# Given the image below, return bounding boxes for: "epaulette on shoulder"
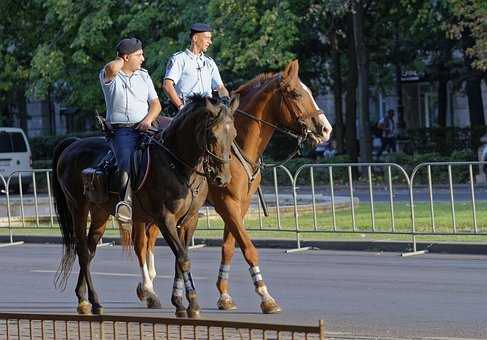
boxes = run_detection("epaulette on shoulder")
[171,51,184,58]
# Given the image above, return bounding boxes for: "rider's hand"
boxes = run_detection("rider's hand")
[136,118,152,132]
[221,96,230,107]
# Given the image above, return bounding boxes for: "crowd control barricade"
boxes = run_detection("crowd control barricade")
[409,162,487,244]
[291,163,413,251]
[3,162,487,252]
[198,165,298,234]
[0,312,325,340]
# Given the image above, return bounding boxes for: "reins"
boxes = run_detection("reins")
[233,79,322,169]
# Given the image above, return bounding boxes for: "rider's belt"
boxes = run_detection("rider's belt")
[112,123,136,129]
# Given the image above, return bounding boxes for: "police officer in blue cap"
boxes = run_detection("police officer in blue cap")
[99,37,161,227]
[163,23,230,111]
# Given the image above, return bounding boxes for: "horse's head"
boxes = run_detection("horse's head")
[194,95,238,187]
[277,60,332,148]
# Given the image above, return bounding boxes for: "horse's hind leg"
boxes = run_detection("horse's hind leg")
[146,225,159,282]
[84,208,110,314]
[134,222,161,309]
[72,203,92,314]
[74,205,105,315]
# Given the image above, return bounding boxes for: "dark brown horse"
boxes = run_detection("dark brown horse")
[52,95,238,317]
[135,60,332,314]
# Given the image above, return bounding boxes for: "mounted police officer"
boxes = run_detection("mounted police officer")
[99,37,162,227]
[163,23,230,111]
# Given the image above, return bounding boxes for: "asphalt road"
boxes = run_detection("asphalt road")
[0,244,486,339]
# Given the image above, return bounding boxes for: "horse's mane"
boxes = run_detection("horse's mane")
[234,72,278,97]
[162,94,219,143]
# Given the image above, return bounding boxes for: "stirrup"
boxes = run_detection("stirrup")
[115,201,132,223]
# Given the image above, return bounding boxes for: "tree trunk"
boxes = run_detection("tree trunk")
[437,70,448,127]
[395,63,405,129]
[47,86,56,135]
[15,86,28,133]
[466,71,485,126]
[330,28,344,153]
[352,0,372,163]
[345,15,358,163]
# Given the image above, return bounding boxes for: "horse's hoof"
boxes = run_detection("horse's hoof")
[187,309,201,318]
[77,301,92,315]
[217,297,237,310]
[136,283,145,301]
[175,309,187,318]
[260,299,282,314]
[92,305,104,315]
[147,296,162,309]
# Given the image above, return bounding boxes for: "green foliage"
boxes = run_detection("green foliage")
[448,0,487,70]
[208,0,299,84]
[29,131,102,161]
[405,126,487,156]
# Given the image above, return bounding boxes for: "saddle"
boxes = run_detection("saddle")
[80,116,180,204]
[81,136,152,204]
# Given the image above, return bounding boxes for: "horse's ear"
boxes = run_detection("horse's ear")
[228,94,240,114]
[205,97,219,116]
[283,60,299,83]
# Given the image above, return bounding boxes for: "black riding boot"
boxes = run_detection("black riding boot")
[115,171,133,229]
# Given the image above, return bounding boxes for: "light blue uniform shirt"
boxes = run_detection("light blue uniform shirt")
[99,68,158,124]
[164,49,223,104]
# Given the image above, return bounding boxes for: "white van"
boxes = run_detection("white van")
[0,127,33,191]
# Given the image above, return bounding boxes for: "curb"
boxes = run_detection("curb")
[1,236,486,255]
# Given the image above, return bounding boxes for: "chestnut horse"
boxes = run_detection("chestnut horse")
[52,95,238,317]
[134,60,332,314]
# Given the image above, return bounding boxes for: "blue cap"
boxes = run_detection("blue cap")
[190,23,212,33]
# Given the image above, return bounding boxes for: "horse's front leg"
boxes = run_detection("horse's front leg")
[215,198,281,314]
[174,214,201,318]
[215,195,253,311]
[159,214,201,318]
[133,222,161,309]
[216,227,238,310]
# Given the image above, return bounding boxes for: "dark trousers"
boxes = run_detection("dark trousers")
[109,127,141,199]
[378,137,396,158]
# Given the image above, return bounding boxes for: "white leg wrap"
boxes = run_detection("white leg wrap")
[249,266,263,284]
[183,272,195,291]
[173,278,184,297]
[218,264,231,280]
[140,263,154,293]
[147,250,156,282]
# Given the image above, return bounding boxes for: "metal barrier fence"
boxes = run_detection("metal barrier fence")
[1,162,487,252]
[0,313,325,340]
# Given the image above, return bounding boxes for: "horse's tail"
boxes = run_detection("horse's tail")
[52,137,80,291]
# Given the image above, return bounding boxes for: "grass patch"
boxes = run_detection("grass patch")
[2,202,487,244]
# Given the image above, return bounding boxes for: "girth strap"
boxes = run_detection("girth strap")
[231,142,269,217]
[231,142,260,183]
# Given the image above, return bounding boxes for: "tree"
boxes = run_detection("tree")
[208,0,299,86]
[352,0,372,162]
[0,1,46,130]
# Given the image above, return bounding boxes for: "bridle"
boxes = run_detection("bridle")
[150,108,231,179]
[235,75,324,167]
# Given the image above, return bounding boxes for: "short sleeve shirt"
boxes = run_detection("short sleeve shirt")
[164,49,223,104]
[99,68,158,124]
